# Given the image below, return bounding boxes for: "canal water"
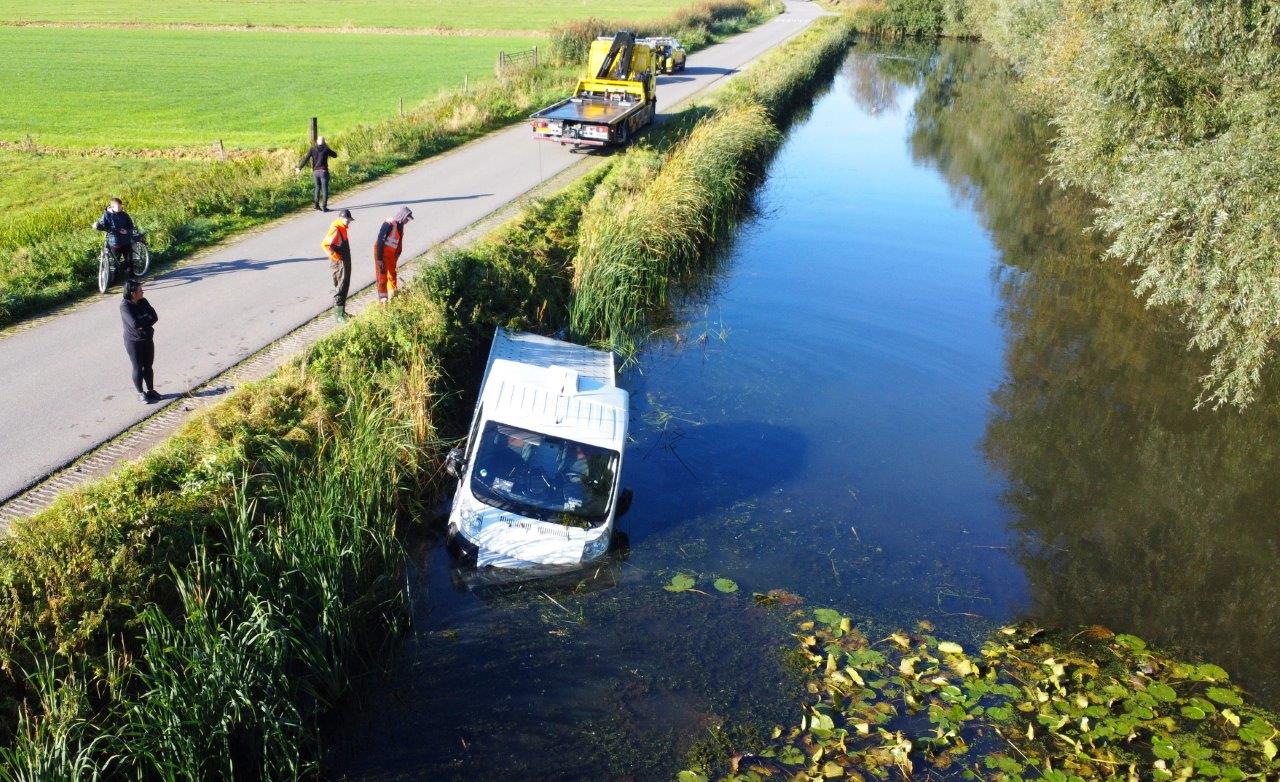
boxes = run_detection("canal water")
[329,40,1280,780]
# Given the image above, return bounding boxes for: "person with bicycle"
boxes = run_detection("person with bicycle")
[94,197,136,277]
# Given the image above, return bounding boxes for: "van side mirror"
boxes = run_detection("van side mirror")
[616,488,634,519]
[445,446,466,478]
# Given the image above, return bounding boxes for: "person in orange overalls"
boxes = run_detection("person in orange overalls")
[322,208,354,321]
[373,207,414,302]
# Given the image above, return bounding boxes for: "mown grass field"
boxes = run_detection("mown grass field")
[1,27,540,148]
[0,0,690,30]
[0,150,199,225]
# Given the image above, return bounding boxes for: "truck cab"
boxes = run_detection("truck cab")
[445,329,631,569]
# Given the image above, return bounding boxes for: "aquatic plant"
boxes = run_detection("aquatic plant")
[685,613,1280,780]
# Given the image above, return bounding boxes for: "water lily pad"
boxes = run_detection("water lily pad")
[814,608,842,627]
[1207,686,1243,706]
[713,578,739,593]
[677,772,707,782]
[664,573,696,592]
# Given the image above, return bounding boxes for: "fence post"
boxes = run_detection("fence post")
[464,73,469,92]
[533,45,539,69]
[310,117,318,144]
[497,51,505,76]
[399,96,404,116]
[214,139,225,159]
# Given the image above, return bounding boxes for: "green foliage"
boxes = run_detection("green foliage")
[826,0,973,38]
[691,618,1280,780]
[968,0,1280,407]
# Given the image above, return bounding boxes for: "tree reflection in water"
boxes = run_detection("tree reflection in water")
[849,39,1280,706]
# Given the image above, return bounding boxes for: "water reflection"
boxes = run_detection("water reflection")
[900,41,1280,706]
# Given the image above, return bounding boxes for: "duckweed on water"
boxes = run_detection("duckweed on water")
[684,612,1280,780]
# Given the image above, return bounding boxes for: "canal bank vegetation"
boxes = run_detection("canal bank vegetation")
[819,0,1280,406]
[963,0,1280,408]
[0,0,775,330]
[684,612,1280,781]
[0,16,854,773]
[572,15,857,349]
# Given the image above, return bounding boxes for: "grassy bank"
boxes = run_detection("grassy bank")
[0,0,774,331]
[0,12,847,774]
[571,15,857,350]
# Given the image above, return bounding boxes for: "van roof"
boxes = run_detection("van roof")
[480,330,627,451]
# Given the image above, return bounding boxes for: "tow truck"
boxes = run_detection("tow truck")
[529,31,657,148]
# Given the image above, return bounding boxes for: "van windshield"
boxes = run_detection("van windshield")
[469,421,619,527]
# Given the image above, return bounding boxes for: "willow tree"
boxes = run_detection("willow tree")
[969,0,1280,407]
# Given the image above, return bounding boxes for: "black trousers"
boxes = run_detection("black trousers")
[124,338,155,394]
[331,252,351,307]
[110,243,134,275]
[313,170,330,209]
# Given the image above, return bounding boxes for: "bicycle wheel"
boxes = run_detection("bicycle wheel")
[132,243,151,277]
[98,247,112,294]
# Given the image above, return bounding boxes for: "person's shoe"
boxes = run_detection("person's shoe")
[145,390,162,402]
[322,205,329,213]
[333,305,348,322]
[138,392,149,402]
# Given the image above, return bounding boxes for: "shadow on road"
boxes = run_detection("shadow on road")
[658,76,698,85]
[345,193,493,211]
[146,256,323,289]
[679,66,735,76]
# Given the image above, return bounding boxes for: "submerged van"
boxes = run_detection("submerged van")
[444,329,631,569]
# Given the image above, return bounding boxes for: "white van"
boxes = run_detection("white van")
[444,329,631,569]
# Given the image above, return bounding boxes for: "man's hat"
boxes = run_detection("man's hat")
[339,208,354,221]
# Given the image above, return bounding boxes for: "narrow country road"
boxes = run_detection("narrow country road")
[0,1,824,504]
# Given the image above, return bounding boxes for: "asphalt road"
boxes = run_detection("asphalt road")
[0,1,825,503]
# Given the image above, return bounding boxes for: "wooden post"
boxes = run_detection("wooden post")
[464,73,469,92]
[310,117,318,144]
[214,139,225,159]
[399,96,404,116]
[533,45,539,69]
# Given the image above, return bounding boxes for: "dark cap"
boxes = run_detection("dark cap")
[339,208,354,221]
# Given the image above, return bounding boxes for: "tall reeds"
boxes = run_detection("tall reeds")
[571,104,780,349]
[1,397,413,777]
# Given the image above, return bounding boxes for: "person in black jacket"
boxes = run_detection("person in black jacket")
[120,280,160,403]
[298,136,338,211]
[94,197,136,276]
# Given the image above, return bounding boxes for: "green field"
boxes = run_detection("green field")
[0,150,197,223]
[0,0,688,30]
[0,27,540,148]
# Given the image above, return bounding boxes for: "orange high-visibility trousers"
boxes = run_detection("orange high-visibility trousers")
[375,252,399,300]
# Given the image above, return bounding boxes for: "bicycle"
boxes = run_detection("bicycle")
[97,229,151,294]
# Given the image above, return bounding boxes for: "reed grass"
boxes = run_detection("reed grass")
[569,18,854,350]
[571,104,780,349]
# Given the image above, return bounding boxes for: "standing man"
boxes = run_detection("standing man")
[298,135,338,212]
[120,280,160,403]
[374,207,414,303]
[322,208,355,321]
[94,197,136,277]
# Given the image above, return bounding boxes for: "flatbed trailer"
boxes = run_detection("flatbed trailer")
[530,95,654,147]
[530,31,658,148]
